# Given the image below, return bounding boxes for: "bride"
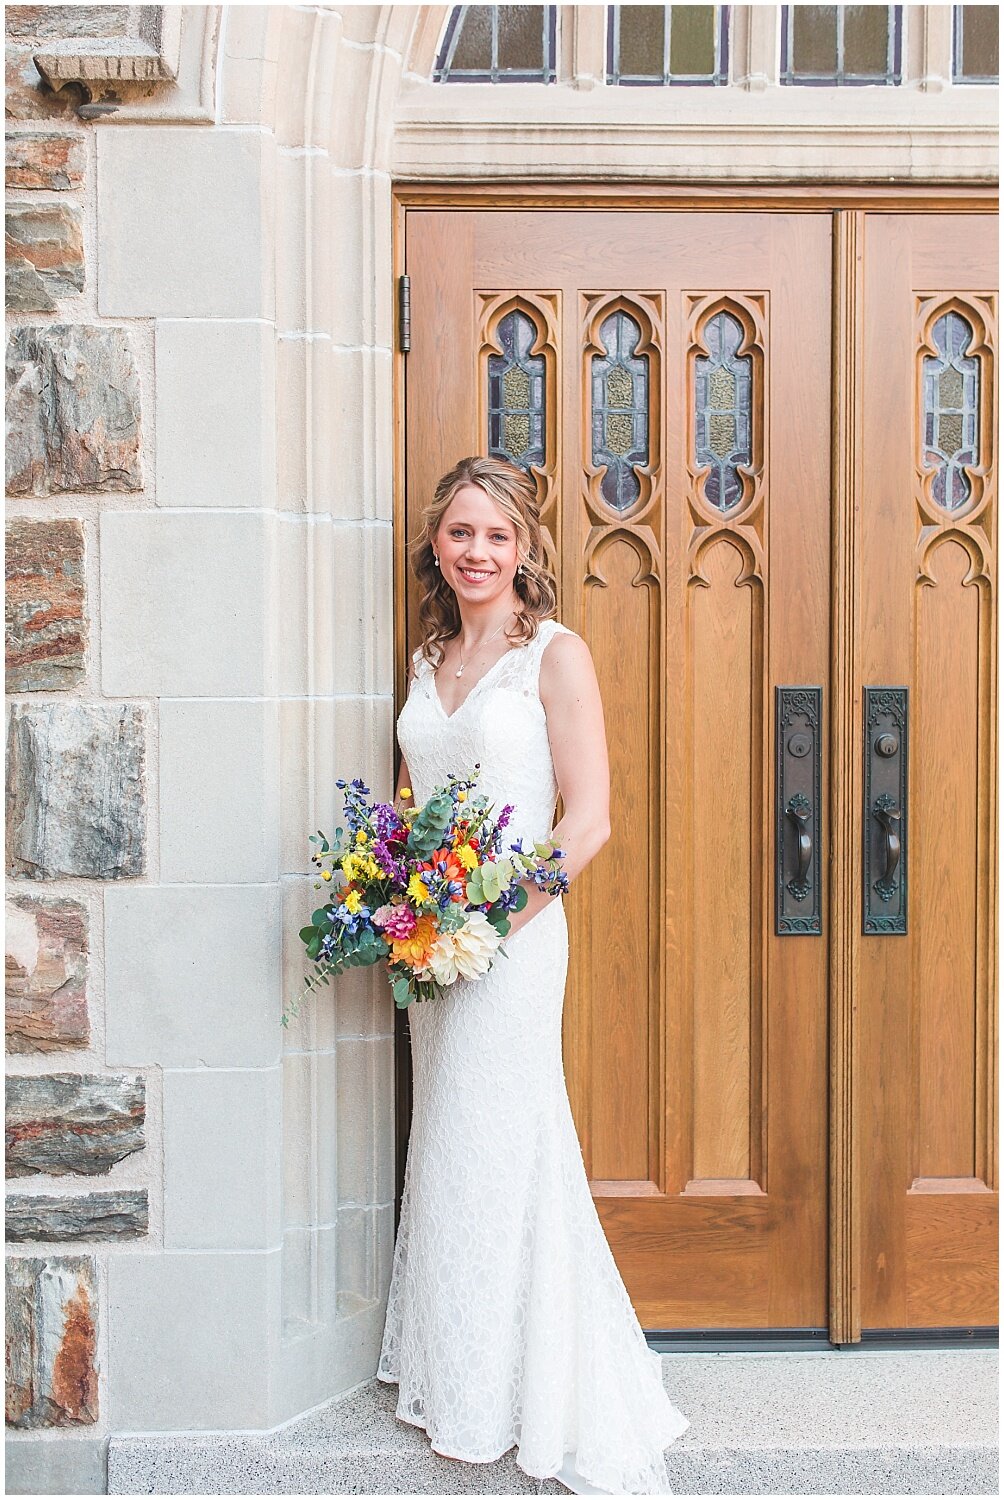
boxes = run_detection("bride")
[376,455,691,1495]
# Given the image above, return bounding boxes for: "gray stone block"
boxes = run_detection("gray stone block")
[5,1254,98,1428]
[6,1188,148,1241]
[6,1073,145,1177]
[5,1434,108,1495]
[5,324,142,495]
[5,205,84,312]
[6,701,146,880]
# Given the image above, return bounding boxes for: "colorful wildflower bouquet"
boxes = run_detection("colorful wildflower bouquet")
[282,764,569,1024]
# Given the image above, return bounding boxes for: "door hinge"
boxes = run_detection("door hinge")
[398,274,411,352]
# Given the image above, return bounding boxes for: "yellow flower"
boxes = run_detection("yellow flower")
[456,844,478,871]
[407,872,430,904]
[321,869,332,881]
[400,786,412,799]
[355,830,368,845]
[457,791,466,803]
[341,853,358,881]
[344,889,362,914]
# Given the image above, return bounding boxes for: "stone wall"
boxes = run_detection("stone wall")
[5,6,401,1493]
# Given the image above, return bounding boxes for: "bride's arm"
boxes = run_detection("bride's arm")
[504,632,611,939]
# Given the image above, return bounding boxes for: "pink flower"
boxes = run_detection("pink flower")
[375,903,418,939]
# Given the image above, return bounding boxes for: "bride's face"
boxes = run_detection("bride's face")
[434,484,520,607]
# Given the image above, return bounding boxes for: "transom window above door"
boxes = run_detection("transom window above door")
[780,4,903,85]
[607,5,730,86]
[952,4,999,83]
[434,5,557,82]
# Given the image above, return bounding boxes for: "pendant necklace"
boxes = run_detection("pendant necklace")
[455,614,514,677]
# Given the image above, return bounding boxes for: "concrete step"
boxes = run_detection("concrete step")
[108,1349,999,1495]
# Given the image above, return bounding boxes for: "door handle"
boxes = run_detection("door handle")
[863,688,908,934]
[871,794,901,902]
[775,687,822,935]
[785,794,812,900]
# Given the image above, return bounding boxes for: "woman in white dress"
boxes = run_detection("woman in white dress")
[376,455,691,1495]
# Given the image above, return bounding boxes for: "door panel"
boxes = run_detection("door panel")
[405,209,832,1329]
[857,214,998,1329]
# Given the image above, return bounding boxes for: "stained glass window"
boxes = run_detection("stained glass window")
[953,5,999,82]
[695,310,752,511]
[435,5,557,82]
[607,6,729,85]
[591,310,649,511]
[923,311,980,510]
[780,5,902,84]
[488,309,546,469]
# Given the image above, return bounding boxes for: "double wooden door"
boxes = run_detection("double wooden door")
[398,201,998,1340]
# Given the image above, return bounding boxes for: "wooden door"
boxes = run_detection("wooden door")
[855,213,998,1330]
[403,208,832,1331]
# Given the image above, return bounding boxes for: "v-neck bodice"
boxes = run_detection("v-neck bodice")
[398,617,572,852]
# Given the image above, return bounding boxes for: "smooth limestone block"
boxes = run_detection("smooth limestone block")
[5,1432,108,1495]
[5,517,85,690]
[159,698,279,884]
[6,702,146,880]
[96,127,274,319]
[5,1254,98,1428]
[107,1250,276,1430]
[100,510,269,697]
[154,319,276,508]
[162,1067,281,1250]
[335,1035,395,1209]
[6,892,89,1053]
[104,883,281,1068]
[5,1073,145,1178]
[5,323,143,496]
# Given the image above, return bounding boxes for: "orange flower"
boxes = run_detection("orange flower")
[422,846,468,886]
[387,912,440,971]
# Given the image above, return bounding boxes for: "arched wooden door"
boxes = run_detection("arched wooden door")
[396,195,998,1338]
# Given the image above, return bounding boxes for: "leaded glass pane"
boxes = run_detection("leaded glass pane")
[953,4,999,82]
[791,5,838,74]
[923,311,980,510]
[782,4,902,83]
[435,5,556,82]
[842,4,890,75]
[591,310,650,511]
[669,4,716,74]
[487,309,546,470]
[617,5,666,78]
[607,5,728,84]
[450,4,493,68]
[695,310,752,511]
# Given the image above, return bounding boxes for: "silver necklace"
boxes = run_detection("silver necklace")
[455,614,514,677]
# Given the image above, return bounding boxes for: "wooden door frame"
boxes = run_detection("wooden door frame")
[391,181,998,1344]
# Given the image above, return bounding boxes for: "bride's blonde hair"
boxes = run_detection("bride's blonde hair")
[409,455,558,671]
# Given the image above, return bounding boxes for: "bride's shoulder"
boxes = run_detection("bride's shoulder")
[537,618,593,679]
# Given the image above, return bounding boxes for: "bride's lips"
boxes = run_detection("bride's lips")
[456,567,497,585]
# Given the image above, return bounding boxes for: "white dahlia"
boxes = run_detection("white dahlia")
[420,910,502,986]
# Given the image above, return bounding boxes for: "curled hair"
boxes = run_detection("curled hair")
[409,455,558,671]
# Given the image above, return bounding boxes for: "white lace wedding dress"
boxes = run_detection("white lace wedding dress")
[376,616,690,1494]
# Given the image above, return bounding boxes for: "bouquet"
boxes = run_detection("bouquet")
[282,763,569,1025]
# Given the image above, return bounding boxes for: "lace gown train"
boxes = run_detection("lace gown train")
[376,618,691,1495]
